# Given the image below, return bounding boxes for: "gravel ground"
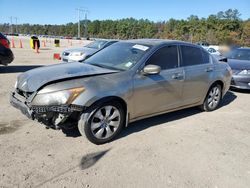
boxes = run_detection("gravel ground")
[0,37,250,188]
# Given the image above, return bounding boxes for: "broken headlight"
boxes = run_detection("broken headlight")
[32,87,85,106]
[70,52,84,56]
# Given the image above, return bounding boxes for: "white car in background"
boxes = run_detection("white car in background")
[202,46,221,56]
[207,47,221,56]
[61,40,118,63]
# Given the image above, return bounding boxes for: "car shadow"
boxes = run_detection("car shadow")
[62,91,237,140]
[118,91,237,140]
[219,90,237,107]
[62,127,81,138]
[230,88,250,94]
[0,65,43,74]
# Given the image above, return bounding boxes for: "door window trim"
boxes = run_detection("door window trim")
[138,44,181,73]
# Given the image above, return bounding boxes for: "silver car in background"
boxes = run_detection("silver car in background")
[226,48,250,90]
[10,39,232,144]
[61,39,118,62]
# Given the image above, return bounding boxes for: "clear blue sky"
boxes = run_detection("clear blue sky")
[0,0,250,24]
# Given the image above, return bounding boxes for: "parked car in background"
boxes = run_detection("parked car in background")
[61,40,118,63]
[226,47,250,90]
[207,47,221,56]
[0,32,14,66]
[196,41,210,47]
[10,39,232,144]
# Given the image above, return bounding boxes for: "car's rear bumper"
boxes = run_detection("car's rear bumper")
[231,75,250,90]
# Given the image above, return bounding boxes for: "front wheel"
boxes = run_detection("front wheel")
[78,101,125,145]
[200,84,222,112]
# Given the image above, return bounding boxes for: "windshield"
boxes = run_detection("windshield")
[227,49,250,61]
[85,40,108,50]
[84,42,151,71]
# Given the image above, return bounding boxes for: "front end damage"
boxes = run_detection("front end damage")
[10,88,85,130]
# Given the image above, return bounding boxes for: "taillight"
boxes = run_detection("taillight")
[0,38,10,48]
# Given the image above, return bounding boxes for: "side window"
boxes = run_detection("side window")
[146,45,179,70]
[202,49,210,64]
[181,46,204,66]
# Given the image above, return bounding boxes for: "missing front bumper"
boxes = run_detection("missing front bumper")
[10,92,86,129]
[10,92,34,119]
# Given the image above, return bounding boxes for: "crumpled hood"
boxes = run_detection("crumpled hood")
[227,59,250,70]
[17,62,118,92]
[64,47,97,56]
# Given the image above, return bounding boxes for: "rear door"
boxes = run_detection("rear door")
[180,45,213,105]
[132,45,184,118]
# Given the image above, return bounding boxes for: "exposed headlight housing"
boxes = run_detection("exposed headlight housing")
[239,69,250,75]
[14,81,18,89]
[70,52,84,56]
[32,87,85,106]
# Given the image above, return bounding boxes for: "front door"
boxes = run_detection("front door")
[131,45,184,119]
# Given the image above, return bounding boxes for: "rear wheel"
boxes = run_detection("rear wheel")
[78,101,125,145]
[201,84,222,111]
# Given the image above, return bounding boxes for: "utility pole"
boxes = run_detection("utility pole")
[76,8,84,38]
[9,16,13,34]
[14,17,18,33]
[84,12,88,38]
[76,8,89,38]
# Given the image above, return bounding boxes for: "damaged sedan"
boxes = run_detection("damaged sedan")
[10,39,232,144]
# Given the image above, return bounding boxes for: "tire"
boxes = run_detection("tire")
[200,84,222,112]
[78,101,125,145]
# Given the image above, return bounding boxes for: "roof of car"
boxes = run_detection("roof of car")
[124,39,196,47]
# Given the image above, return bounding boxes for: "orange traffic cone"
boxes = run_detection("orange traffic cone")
[19,39,23,48]
[35,41,39,53]
[11,38,15,48]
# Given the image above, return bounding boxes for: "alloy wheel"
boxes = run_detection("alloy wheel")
[90,105,121,139]
[207,86,221,109]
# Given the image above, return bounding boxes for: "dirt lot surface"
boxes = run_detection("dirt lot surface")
[0,37,250,188]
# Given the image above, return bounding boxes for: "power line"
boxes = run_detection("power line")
[14,17,18,33]
[9,16,18,34]
[9,16,13,34]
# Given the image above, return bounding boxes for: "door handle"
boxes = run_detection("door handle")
[172,73,184,80]
[206,67,214,72]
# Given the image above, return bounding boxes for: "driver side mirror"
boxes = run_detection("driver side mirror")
[142,64,161,75]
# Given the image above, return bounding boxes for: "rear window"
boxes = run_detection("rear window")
[181,46,204,66]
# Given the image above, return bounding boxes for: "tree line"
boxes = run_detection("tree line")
[1,9,250,46]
